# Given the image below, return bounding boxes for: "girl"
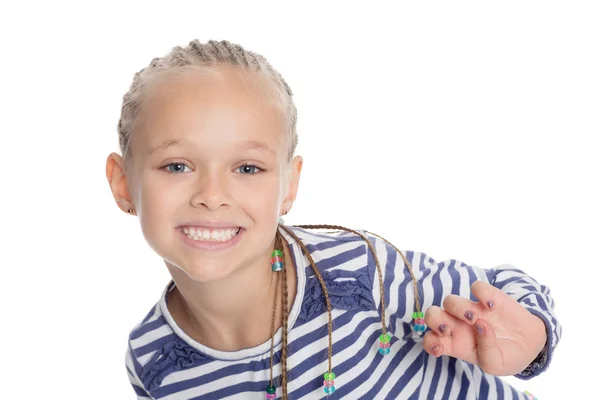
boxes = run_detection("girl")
[106,39,559,399]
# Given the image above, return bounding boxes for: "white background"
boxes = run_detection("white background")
[1,1,598,398]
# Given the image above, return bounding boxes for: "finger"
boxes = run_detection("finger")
[443,294,481,325]
[474,318,503,374]
[424,306,452,337]
[423,331,450,358]
[470,281,501,311]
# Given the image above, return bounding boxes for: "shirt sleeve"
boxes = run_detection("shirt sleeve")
[490,264,561,379]
[364,232,561,380]
[126,345,153,399]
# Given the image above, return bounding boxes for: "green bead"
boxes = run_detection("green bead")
[379,333,391,343]
[324,372,336,380]
[271,249,283,257]
[417,312,424,319]
[412,312,418,319]
[266,385,276,394]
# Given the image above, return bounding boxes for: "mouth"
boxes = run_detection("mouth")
[180,226,242,242]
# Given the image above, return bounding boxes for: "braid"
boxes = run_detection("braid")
[116,39,299,170]
[275,223,421,398]
[281,237,289,398]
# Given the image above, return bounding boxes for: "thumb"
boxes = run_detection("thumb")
[474,318,503,374]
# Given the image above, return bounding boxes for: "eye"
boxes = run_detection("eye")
[237,164,262,175]
[163,162,191,173]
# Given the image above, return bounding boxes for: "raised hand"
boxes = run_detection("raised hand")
[422,281,547,376]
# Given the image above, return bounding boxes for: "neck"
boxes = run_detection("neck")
[166,238,296,352]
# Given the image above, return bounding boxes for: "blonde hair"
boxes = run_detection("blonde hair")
[116,39,298,169]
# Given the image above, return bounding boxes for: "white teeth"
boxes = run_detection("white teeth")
[183,227,240,242]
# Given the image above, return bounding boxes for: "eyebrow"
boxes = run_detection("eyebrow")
[237,140,276,155]
[148,139,183,155]
[148,139,276,156]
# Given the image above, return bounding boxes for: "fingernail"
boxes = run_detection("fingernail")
[464,311,474,321]
[432,344,440,355]
[487,300,494,310]
[476,324,484,335]
[438,324,447,334]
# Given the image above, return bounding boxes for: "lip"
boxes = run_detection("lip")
[178,220,242,229]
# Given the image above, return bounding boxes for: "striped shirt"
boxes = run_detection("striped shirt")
[126,226,560,399]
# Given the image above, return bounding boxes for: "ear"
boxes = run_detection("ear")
[283,155,303,213]
[106,152,135,214]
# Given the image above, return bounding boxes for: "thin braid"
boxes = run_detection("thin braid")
[268,272,280,386]
[280,234,289,398]
[279,225,334,374]
[293,224,423,335]
[294,224,390,334]
[364,230,422,311]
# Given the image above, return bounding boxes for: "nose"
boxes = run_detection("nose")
[190,170,231,211]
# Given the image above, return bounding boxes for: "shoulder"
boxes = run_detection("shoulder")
[125,296,208,394]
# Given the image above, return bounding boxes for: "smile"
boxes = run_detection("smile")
[181,227,241,242]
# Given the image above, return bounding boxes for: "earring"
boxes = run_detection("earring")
[278,210,288,225]
[127,208,133,214]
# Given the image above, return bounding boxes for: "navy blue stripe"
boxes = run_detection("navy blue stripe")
[140,305,158,325]
[291,322,383,398]
[440,357,457,400]
[309,245,366,273]
[457,367,470,398]
[426,355,443,399]
[303,235,364,253]
[134,333,179,357]
[157,310,373,398]
[431,260,444,306]
[478,368,489,398]
[496,375,505,398]
[130,317,167,341]
[447,260,462,295]
[385,346,424,398]
[359,340,418,399]
[464,266,479,301]
[129,344,145,380]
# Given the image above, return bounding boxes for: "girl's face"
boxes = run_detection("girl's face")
[117,65,302,282]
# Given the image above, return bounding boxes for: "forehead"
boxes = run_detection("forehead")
[132,65,287,157]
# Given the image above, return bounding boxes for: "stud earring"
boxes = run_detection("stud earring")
[127,208,133,214]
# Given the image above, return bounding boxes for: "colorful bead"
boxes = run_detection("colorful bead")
[272,262,283,271]
[323,372,336,394]
[379,333,391,343]
[271,249,283,257]
[414,324,426,332]
[415,318,425,325]
[324,386,336,394]
[524,391,537,400]
[379,347,391,355]
[266,385,276,394]
[323,372,336,380]
[379,341,391,349]
[270,256,283,264]
[412,311,424,319]
[266,394,276,400]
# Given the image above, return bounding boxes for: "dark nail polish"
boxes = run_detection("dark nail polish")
[487,300,494,309]
[476,324,484,335]
[438,324,447,334]
[464,311,474,321]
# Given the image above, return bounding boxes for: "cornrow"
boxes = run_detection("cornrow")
[271,224,423,398]
[116,39,298,170]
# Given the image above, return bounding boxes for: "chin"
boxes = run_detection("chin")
[168,259,235,283]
